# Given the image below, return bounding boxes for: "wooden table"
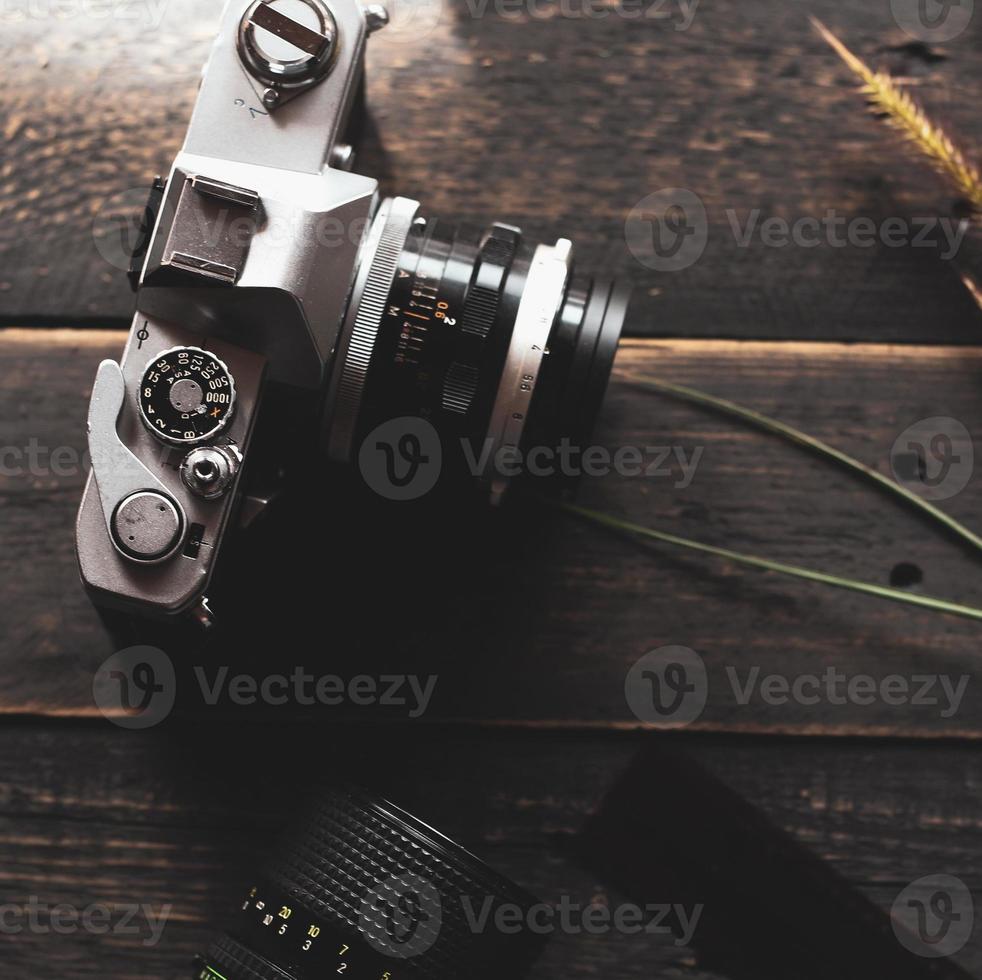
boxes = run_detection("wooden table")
[1,0,981,977]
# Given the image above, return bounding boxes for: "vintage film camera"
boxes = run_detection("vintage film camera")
[76,0,630,628]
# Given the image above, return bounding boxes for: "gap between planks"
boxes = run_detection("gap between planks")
[4,328,982,363]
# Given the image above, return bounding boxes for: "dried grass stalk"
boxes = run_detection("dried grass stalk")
[811,16,982,215]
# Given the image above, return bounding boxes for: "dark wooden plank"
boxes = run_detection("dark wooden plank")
[0,726,978,978]
[2,330,982,735]
[580,740,978,980]
[1,1,981,340]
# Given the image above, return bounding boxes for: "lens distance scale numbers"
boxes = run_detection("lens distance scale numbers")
[201,880,405,980]
[139,346,237,446]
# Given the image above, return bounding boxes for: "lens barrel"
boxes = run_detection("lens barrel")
[324,197,630,500]
[196,787,545,980]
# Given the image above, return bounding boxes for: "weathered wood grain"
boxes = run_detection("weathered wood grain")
[581,740,979,980]
[1,0,981,339]
[2,329,981,735]
[0,727,978,978]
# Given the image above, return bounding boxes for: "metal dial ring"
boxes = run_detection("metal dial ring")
[324,196,420,463]
[138,345,237,447]
[237,0,340,102]
[484,239,573,505]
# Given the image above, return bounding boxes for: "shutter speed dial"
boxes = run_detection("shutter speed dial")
[139,347,236,447]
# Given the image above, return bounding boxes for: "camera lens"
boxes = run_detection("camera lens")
[324,197,630,501]
[195,787,545,980]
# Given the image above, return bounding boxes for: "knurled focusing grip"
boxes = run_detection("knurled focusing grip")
[200,787,546,980]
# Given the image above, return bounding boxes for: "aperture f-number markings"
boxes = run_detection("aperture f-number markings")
[391,269,443,369]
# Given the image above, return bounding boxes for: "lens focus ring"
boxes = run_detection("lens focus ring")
[459,225,519,341]
[266,789,541,977]
[204,787,544,980]
[441,224,520,417]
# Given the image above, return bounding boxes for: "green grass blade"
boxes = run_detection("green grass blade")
[559,500,982,622]
[618,373,982,556]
